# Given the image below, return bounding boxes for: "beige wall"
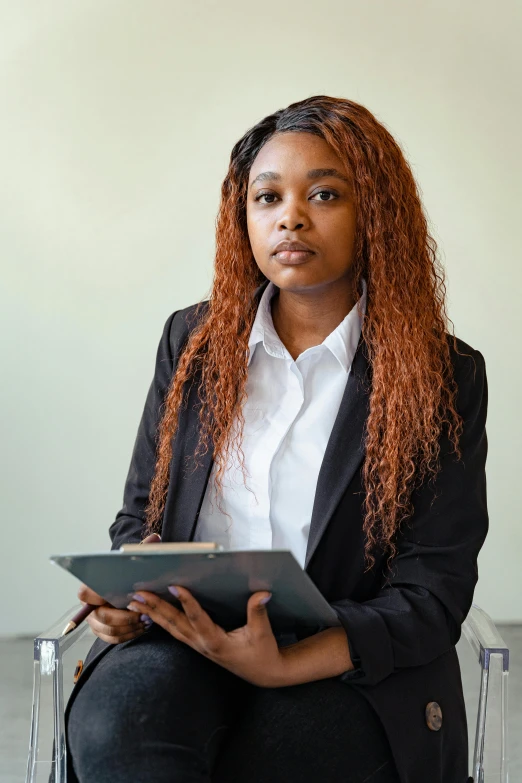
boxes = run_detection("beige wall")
[2,0,520,634]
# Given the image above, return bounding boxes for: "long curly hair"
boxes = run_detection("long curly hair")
[143,95,463,570]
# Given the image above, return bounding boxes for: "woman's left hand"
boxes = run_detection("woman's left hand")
[127,586,288,688]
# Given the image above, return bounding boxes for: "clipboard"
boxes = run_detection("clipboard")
[50,543,341,633]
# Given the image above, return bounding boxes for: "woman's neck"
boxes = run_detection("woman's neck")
[270,279,357,362]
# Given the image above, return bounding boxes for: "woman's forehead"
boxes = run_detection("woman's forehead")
[248,133,351,185]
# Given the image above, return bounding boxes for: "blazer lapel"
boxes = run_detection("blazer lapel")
[303,337,371,570]
[163,370,215,543]
[163,280,270,544]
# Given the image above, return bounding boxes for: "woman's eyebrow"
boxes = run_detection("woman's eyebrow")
[249,168,351,189]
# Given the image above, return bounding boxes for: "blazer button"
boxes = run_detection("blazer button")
[425,701,442,731]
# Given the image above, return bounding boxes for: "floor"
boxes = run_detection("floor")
[2,627,521,783]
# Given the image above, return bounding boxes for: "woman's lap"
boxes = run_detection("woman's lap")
[213,676,400,783]
[66,625,399,783]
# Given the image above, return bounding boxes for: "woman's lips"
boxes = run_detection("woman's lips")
[273,250,315,264]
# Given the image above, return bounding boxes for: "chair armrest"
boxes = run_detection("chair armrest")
[35,603,94,658]
[461,602,509,783]
[26,604,96,783]
[462,603,509,672]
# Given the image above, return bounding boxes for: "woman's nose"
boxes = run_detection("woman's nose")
[280,220,304,230]
[278,206,307,231]
[277,195,310,231]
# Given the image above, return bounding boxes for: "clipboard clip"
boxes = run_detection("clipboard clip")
[120,542,225,553]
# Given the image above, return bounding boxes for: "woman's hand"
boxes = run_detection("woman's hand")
[77,533,161,644]
[79,584,150,644]
[126,586,289,687]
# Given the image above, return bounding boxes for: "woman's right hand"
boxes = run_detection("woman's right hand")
[77,533,161,644]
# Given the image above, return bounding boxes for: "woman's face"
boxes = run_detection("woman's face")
[246,131,357,294]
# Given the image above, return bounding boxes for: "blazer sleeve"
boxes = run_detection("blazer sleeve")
[108,311,181,551]
[331,347,488,686]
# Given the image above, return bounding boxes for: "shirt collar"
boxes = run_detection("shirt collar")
[247,278,367,373]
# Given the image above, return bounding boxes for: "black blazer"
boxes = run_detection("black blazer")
[66,280,487,783]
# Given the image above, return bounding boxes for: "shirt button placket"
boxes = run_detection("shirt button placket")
[267,360,304,545]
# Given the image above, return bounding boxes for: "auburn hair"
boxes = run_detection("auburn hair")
[143,95,463,570]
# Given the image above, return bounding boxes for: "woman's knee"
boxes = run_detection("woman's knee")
[66,664,141,765]
[66,630,247,767]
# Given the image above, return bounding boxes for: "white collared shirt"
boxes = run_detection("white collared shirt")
[194,279,367,568]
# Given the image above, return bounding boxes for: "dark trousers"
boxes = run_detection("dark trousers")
[66,624,400,783]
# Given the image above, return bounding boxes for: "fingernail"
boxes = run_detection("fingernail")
[168,585,180,597]
[259,594,272,605]
[127,604,141,612]
[139,614,152,624]
[132,594,146,604]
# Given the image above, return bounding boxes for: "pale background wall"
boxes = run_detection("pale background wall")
[1,0,520,635]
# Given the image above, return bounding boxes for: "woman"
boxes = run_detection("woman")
[65,95,487,783]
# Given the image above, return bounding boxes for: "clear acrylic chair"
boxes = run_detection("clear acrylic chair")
[25,602,509,783]
[459,604,510,782]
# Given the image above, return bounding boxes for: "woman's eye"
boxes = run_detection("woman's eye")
[256,192,277,204]
[254,189,338,204]
[311,190,337,201]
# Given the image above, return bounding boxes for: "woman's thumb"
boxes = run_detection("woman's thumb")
[142,533,162,544]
